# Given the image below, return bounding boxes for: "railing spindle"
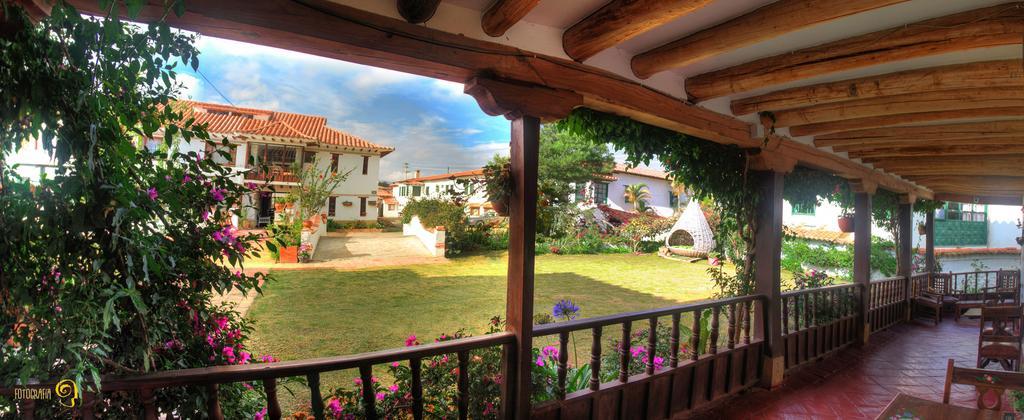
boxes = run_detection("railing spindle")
[590,327,602,391]
[263,378,282,420]
[782,296,789,335]
[709,306,720,354]
[557,331,569,399]
[205,384,224,420]
[307,373,324,420]
[742,301,751,345]
[646,317,658,374]
[141,388,158,420]
[457,350,469,419]
[690,310,701,361]
[620,321,632,382]
[805,292,813,328]
[18,397,35,420]
[670,313,680,368]
[794,295,801,332]
[728,303,736,350]
[411,358,423,420]
[359,366,377,420]
[80,391,96,420]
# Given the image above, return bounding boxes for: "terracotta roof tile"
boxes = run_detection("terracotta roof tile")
[377,187,397,205]
[784,225,854,245]
[173,100,393,155]
[614,163,669,180]
[920,247,1021,257]
[397,168,485,183]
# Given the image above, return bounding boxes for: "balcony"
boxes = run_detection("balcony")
[243,165,299,184]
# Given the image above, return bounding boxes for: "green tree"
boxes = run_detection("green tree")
[537,125,613,204]
[1,4,269,417]
[291,157,350,221]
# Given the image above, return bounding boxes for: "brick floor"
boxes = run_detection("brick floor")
[698,320,1008,419]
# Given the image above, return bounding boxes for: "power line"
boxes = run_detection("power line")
[196,68,235,107]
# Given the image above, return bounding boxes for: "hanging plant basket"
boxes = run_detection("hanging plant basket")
[917,222,927,235]
[342,201,353,207]
[491,199,509,216]
[837,215,855,233]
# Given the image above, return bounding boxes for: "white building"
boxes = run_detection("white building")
[784,199,1021,272]
[166,101,393,227]
[573,164,681,218]
[390,169,493,217]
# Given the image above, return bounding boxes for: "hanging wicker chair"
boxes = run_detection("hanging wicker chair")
[665,200,715,258]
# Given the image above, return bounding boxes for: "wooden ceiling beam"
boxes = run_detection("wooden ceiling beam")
[830,137,1024,152]
[685,3,1024,101]
[563,0,713,62]
[870,155,1024,176]
[789,108,1024,137]
[907,176,1024,193]
[815,121,1024,144]
[630,0,905,80]
[772,87,1023,127]
[732,60,1024,116]
[932,193,1023,206]
[482,0,540,37]
[852,144,1024,159]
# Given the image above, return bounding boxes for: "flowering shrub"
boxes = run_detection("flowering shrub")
[299,242,314,261]
[0,4,272,417]
[311,317,506,419]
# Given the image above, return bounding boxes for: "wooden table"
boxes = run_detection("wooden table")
[875,394,1013,419]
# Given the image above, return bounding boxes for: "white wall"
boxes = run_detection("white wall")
[605,173,675,217]
[782,200,893,241]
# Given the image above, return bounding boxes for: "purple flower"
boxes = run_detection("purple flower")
[210,187,225,202]
[238,351,251,364]
[201,210,210,221]
[552,299,580,320]
[183,174,192,183]
[254,407,267,420]
[388,384,399,393]
[146,187,159,201]
[327,398,342,417]
[405,335,417,347]
[376,392,385,401]
[536,355,545,366]
[541,346,559,358]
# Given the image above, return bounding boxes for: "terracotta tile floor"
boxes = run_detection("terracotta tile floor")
[698,319,1006,419]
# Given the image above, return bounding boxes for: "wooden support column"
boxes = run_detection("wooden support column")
[503,115,540,419]
[753,170,785,388]
[925,210,935,274]
[897,195,914,320]
[852,181,876,345]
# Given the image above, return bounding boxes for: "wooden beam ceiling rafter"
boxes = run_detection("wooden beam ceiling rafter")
[685,3,1024,101]
[481,0,540,37]
[631,0,906,80]
[829,136,1024,152]
[732,60,1024,116]
[772,87,1024,128]
[869,155,1024,177]
[563,0,713,62]
[851,143,1024,159]
[932,193,1024,206]
[789,108,1024,137]
[815,121,1024,144]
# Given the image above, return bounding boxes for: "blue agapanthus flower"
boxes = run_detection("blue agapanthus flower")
[552,299,580,320]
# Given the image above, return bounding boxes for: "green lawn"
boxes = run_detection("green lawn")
[245,252,735,412]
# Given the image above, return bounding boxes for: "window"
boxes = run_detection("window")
[669,191,678,209]
[934,202,987,246]
[251,144,299,167]
[328,196,337,217]
[303,151,316,164]
[360,197,367,217]
[362,156,369,175]
[388,204,396,211]
[936,202,987,222]
[574,183,587,202]
[412,186,422,197]
[425,186,430,196]
[791,202,816,216]
[400,186,408,197]
[330,154,339,172]
[593,182,608,204]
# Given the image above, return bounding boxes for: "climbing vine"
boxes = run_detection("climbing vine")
[556,108,759,295]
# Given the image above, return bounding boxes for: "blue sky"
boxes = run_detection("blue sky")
[176,37,512,182]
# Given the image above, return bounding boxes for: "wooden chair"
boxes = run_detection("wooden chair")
[944,358,1024,411]
[912,290,943,325]
[977,305,1023,371]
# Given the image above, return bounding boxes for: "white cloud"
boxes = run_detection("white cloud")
[430,80,466,100]
[460,128,483,136]
[176,73,200,99]
[349,67,421,93]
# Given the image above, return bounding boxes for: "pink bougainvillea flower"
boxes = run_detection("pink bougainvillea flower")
[709,257,721,266]
[371,377,379,383]
[182,174,193,183]
[376,392,385,401]
[201,210,210,221]
[214,316,229,332]
[244,182,258,190]
[404,335,417,347]
[243,383,254,390]
[238,351,251,364]
[146,187,159,201]
[210,187,226,202]
[327,398,342,417]
[253,407,267,420]
[391,362,400,368]
[353,378,362,385]
[388,384,398,393]
[55,305,62,313]
[536,355,545,367]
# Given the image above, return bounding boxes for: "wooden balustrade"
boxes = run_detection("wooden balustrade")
[869,276,908,333]
[909,272,932,298]
[530,294,766,419]
[780,284,860,369]
[2,333,514,420]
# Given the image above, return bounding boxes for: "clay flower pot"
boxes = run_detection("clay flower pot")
[302,220,313,229]
[491,200,509,216]
[279,246,299,263]
[837,215,855,233]
[274,202,285,212]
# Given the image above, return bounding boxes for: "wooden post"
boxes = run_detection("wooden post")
[503,115,539,420]
[925,210,935,274]
[753,170,785,388]
[897,196,913,320]
[852,181,876,345]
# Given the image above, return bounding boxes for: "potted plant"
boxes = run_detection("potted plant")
[298,242,313,263]
[342,200,353,207]
[837,211,855,233]
[482,154,512,216]
[273,196,288,212]
[917,221,927,235]
[269,221,302,263]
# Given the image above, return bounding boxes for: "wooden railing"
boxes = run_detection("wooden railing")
[868,276,908,333]
[2,332,515,420]
[909,272,931,298]
[780,284,860,369]
[530,294,766,419]
[244,165,299,183]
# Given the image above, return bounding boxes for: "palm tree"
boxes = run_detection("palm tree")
[624,183,651,213]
